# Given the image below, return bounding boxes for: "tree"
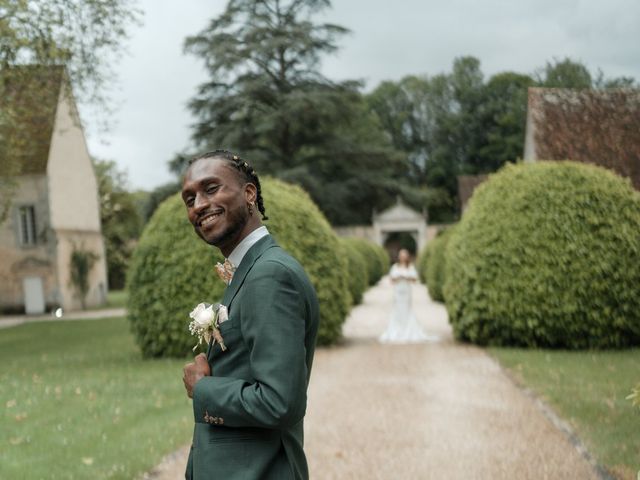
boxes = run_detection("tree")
[367,56,636,221]
[184,0,418,225]
[0,0,140,113]
[142,180,181,222]
[185,0,350,167]
[537,57,636,89]
[366,57,488,220]
[94,159,143,289]
[476,72,534,171]
[538,57,593,88]
[0,0,141,222]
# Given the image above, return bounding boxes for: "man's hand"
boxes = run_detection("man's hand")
[183,353,211,398]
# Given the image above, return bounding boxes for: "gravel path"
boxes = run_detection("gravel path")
[146,278,600,480]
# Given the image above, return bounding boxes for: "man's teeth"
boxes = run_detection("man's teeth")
[201,213,221,226]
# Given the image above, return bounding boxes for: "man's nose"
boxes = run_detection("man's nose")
[193,192,209,212]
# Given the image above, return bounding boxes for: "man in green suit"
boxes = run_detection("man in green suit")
[181,150,319,479]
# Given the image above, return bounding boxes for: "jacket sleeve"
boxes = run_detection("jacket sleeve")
[192,259,309,429]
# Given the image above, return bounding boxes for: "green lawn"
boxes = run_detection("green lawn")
[0,317,192,479]
[489,347,640,480]
[106,290,128,309]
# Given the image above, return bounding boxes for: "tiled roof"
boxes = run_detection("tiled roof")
[527,87,640,189]
[0,66,64,175]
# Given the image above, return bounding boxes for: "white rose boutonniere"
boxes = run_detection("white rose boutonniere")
[188,302,228,352]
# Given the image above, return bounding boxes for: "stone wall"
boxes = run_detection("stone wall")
[0,175,57,312]
[333,225,376,242]
[54,229,108,310]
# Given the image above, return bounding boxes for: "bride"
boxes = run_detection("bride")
[379,249,435,343]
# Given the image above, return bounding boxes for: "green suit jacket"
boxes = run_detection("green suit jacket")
[185,235,319,480]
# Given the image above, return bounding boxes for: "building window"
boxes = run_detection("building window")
[19,206,37,246]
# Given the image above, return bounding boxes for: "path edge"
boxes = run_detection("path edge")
[489,355,616,480]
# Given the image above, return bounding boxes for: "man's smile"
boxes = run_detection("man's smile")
[199,209,223,228]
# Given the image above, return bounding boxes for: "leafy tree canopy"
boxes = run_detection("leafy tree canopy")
[367,56,636,220]
[93,158,143,289]
[183,0,428,225]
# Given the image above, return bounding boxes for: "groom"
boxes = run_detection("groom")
[181,150,319,479]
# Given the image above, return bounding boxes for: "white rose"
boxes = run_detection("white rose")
[217,305,229,323]
[189,303,215,327]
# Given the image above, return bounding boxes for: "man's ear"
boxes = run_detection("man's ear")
[244,183,257,204]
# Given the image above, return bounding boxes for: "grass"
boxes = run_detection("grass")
[106,290,128,309]
[489,347,640,480]
[0,317,192,479]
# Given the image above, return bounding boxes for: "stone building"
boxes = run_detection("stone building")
[335,197,431,259]
[0,67,108,314]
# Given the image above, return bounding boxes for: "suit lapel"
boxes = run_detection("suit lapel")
[221,235,277,310]
[206,235,276,358]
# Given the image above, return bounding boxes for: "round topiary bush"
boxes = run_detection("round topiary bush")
[127,177,350,357]
[444,161,640,349]
[421,226,455,302]
[346,238,389,285]
[261,179,350,345]
[339,237,371,305]
[416,245,429,283]
[373,244,391,280]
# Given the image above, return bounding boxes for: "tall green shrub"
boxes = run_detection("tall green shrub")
[420,226,455,302]
[416,243,429,283]
[261,179,350,345]
[339,237,370,305]
[445,161,640,348]
[127,177,350,357]
[373,244,391,280]
[345,238,389,285]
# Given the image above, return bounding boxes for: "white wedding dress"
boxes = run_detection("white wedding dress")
[379,263,436,344]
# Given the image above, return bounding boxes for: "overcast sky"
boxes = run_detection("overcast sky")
[83,0,640,191]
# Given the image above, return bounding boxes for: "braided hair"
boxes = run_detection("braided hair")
[189,150,268,220]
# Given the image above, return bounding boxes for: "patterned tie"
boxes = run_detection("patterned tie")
[215,259,236,285]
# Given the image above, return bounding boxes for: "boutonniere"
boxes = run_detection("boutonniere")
[215,260,236,285]
[188,302,229,352]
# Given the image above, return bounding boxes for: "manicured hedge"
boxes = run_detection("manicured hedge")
[345,238,389,285]
[260,179,350,345]
[416,242,429,283]
[127,177,350,357]
[444,161,640,348]
[339,237,370,305]
[374,244,391,281]
[418,226,455,302]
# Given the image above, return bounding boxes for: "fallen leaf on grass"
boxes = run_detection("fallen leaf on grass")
[82,457,94,466]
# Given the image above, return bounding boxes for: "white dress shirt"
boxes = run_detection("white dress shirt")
[227,226,270,269]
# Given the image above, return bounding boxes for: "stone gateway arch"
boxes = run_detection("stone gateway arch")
[373,197,428,253]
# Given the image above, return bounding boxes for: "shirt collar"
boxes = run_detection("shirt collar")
[227,226,269,268]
